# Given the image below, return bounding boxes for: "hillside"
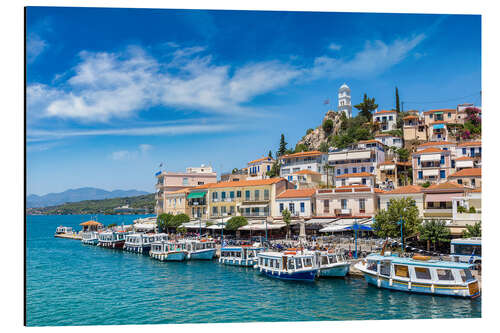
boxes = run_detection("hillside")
[297,110,344,151]
[27,193,155,215]
[27,187,150,208]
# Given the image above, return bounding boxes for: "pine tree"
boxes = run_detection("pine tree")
[278,134,287,156]
[354,93,378,120]
[395,87,400,113]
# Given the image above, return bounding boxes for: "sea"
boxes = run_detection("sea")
[26,214,481,326]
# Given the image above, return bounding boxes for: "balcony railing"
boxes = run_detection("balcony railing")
[241,212,269,217]
[243,197,270,202]
[335,208,352,216]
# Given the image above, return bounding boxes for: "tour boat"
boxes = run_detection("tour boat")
[55,226,73,235]
[219,245,264,267]
[355,253,480,298]
[312,250,351,277]
[124,233,155,254]
[255,250,319,281]
[183,239,217,260]
[150,240,188,261]
[97,230,127,249]
[81,231,99,245]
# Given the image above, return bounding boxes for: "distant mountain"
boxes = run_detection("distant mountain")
[27,187,151,208]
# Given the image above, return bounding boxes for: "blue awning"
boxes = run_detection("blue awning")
[433,124,445,129]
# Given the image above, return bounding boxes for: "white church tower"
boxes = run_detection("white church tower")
[338,83,352,118]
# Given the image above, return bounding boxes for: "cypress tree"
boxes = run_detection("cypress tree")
[278,134,287,156]
[395,87,400,113]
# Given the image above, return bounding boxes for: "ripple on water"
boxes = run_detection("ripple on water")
[26,215,481,326]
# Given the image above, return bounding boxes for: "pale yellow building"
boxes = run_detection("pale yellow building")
[163,188,190,216]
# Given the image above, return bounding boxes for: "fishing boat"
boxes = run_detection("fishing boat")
[255,249,319,281]
[81,231,99,245]
[97,230,127,249]
[124,233,155,254]
[150,240,188,261]
[312,250,351,277]
[354,253,480,298]
[219,244,264,266]
[183,239,217,260]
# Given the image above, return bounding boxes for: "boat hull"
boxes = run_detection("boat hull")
[259,268,318,281]
[165,251,187,261]
[124,245,151,255]
[189,249,216,260]
[319,263,350,277]
[362,270,479,298]
[98,240,125,249]
[82,239,99,245]
[219,258,257,267]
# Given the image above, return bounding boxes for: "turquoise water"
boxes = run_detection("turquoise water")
[26,215,481,326]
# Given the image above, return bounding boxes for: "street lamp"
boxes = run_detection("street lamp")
[266,216,273,243]
[353,218,358,259]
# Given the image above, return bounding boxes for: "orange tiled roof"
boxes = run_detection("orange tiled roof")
[333,185,375,193]
[374,133,391,137]
[248,156,274,165]
[381,185,423,195]
[276,188,317,199]
[430,120,449,125]
[280,150,323,159]
[294,169,321,175]
[470,188,482,193]
[358,139,385,146]
[379,161,395,166]
[167,188,191,194]
[425,182,465,191]
[80,220,103,226]
[413,147,445,155]
[423,109,456,114]
[374,110,397,115]
[449,168,481,178]
[403,115,419,120]
[192,177,287,190]
[373,188,386,193]
[418,141,454,147]
[455,156,474,161]
[336,172,374,179]
[396,161,412,167]
[457,141,481,147]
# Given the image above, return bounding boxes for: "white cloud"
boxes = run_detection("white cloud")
[328,43,342,51]
[139,144,153,152]
[310,34,426,79]
[111,150,135,161]
[27,33,48,63]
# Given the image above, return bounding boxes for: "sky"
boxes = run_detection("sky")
[26,7,481,195]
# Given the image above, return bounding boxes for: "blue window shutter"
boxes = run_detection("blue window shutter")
[440,170,446,179]
[417,157,421,165]
[418,171,423,179]
[462,148,466,155]
[440,155,445,165]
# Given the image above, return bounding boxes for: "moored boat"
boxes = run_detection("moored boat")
[124,233,155,254]
[256,250,318,281]
[312,250,351,277]
[219,244,264,267]
[183,239,217,260]
[55,226,73,235]
[97,230,127,249]
[150,240,188,261]
[355,253,480,298]
[81,231,99,245]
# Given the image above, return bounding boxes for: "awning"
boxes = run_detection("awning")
[347,151,371,159]
[422,169,439,176]
[182,220,207,229]
[133,223,156,230]
[425,193,460,203]
[433,124,445,129]
[240,204,269,208]
[187,191,207,199]
[319,218,372,233]
[305,218,337,225]
[238,223,286,231]
[421,154,441,162]
[456,160,474,168]
[347,177,362,184]
[329,153,347,161]
[434,111,444,115]
[379,164,395,171]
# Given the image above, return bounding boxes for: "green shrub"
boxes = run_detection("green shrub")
[322,119,334,133]
[226,216,248,231]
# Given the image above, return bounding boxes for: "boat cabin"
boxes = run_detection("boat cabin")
[55,226,73,234]
[219,245,264,266]
[256,251,319,281]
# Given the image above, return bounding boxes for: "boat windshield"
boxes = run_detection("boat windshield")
[460,269,474,282]
[288,258,295,270]
[295,258,303,269]
[330,255,337,264]
[367,260,377,272]
[304,257,313,268]
[321,256,329,265]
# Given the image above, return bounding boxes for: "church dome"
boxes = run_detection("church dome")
[339,83,350,91]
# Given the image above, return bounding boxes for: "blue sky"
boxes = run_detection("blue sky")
[26,7,481,195]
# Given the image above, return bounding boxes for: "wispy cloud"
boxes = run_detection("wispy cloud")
[110,144,154,161]
[139,144,153,152]
[328,43,342,51]
[28,123,236,142]
[27,33,48,63]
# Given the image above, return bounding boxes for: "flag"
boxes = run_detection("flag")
[324,99,330,105]
[159,163,163,168]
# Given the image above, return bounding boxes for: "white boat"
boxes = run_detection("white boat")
[255,250,319,281]
[81,231,99,245]
[124,233,155,254]
[355,253,480,298]
[312,250,350,277]
[97,230,127,249]
[182,239,217,260]
[150,240,188,261]
[55,226,73,235]
[219,244,264,267]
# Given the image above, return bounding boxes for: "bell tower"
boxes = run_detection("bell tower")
[338,83,352,118]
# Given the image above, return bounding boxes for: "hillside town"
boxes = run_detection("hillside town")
[154,84,481,242]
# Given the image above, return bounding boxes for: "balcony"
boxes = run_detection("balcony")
[188,200,206,206]
[335,208,352,216]
[242,197,270,203]
[241,211,269,217]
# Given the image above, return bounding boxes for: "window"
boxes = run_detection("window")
[264,189,269,200]
[255,190,260,200]
[341,199,348,210]
[353,167,357,173]
[212,206,218,216]
[359,199,366,212]
[460,269,474,282]
[213,192,218,200]
[288,258,295,270]
[324,200,329,213]
[304,258,313,267]
[462,148,467,155]
[361,167,366,172]
[229,206,235,215]
[448,112,452,118]
[370,166,374,173]
[344,168,348,174]
[417,157,421,165]
[289,203,295,213]
[230,191,234,198]
[245,190,250,200]
[221,192,226,199]
[362,178,367,185]
[380,261,391,277]
[295,258,303,269]
[337,169,341,175]
[457,179,463,185]
[394,265,409,278]
[414,267,431,280]
[389,116,393,121]
[418,171,423,179]
[451,160,455,168]
[267,165,270,171]
[221,206,227,215]
[437,269,454,281]
[279,203,284,213]
[472,179,476,187]
[440,155,445,165]
[300,202,305,213]
[183,177,189,185]
[237,191,241,198]
[440,170,446,179]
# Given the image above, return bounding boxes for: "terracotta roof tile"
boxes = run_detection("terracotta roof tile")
[424,182,465,191]
[336,172,374,179]
[412,147,445,155]
[457,141,481,147]
[293,169,321,175]
[276,188,317,199]
[455,156,474,161]
[423,109,456,114]
[280,150,323,159]
[449,168,481,178]
[358,139,385,146]
[403,115,419,120]
[418,141,454,147]
[374,110,397,115]
[248,156,274,165]
[380,185,423,195]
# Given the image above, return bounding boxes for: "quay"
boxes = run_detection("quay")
[54,233,82,240]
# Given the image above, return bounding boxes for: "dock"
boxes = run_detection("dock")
[54,233,82,240]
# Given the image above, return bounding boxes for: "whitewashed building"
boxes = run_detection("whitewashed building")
[279,151,329,184]
[338,83,352,118]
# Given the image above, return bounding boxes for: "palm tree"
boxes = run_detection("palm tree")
[323,162,334,188]
[282,209,292,239]
[419,219,451,252]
